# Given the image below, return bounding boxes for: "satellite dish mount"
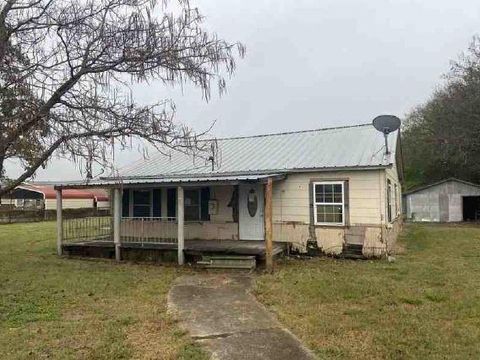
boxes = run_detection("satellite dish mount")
[372,115,401,155]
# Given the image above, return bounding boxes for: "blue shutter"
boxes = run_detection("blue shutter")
[200,187,210,221]
[153,189,161,217]
[122,189,129,217]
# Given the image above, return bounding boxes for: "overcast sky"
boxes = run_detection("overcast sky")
[6,0,480,181]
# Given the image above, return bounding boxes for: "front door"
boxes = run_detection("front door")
[239,183,265,240]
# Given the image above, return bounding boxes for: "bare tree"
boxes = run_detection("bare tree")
[0,0,245,195]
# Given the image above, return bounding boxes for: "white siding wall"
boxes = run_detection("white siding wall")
[97,201,110,209]
[184,185,238,240]
[0,198,15,206]
[270,167,402,255]
[116,168,403,256]
[209,186,234,222]
[45,198,94,210]
[272,170,384,226]
[271,170,381,253]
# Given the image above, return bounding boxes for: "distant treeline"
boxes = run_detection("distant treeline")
[402,36,480,190]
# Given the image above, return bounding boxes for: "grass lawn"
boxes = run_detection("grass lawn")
[3,221,480,359]
[0,221,206,360]
[256,224,480,359]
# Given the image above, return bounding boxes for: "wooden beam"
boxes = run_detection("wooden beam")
[113,188,122,261]
[56,189,63,256]
[177,186,185,265]
[265,177,273,273]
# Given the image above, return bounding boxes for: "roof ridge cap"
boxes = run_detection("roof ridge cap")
[204,123,372,142]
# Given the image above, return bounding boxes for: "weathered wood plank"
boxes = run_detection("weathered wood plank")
[265,177,274,273]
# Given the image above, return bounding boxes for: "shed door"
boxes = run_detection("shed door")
[439,193,449,222]
[239,183,265,240]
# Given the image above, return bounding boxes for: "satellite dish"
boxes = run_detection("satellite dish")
[372,115,401,134]
[372,115,401,154]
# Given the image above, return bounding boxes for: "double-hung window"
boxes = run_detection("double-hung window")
[313,181,345,225]
[123,189,161,218]
[184,189,201,221]
[123,187,209,220]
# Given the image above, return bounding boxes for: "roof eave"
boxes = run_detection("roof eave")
[55,165,390,190]
[404,177,480,195]
[114,164,391,181]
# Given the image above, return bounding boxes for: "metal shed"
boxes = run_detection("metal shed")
[404,178,480,222]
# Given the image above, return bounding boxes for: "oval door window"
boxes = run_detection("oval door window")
[247,189,258,217]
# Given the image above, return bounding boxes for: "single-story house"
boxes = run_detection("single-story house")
[0,183,109,210]
[55,122,403,265]
[404,178,480,222]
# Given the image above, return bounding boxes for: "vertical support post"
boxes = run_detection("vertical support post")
[56,189,63,256]
[177,186,185,265]
[113,187,122,262]
[265,178,273,273]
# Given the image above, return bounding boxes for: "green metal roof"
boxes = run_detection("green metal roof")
[115,123,398,180]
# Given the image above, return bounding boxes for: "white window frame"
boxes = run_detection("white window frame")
[387,180,392,223]
[313,181,345,226]
[387,179,400,223]
[394,183,399,217]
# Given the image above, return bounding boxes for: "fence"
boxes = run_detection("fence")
[120,217,177,244]
[61,216,178,245]
[0,208,110,224]
[63,216,112,243]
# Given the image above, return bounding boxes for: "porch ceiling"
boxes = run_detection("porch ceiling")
[55,173,286,189]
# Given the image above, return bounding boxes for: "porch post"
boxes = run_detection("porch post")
[265,177,274,273]
[177,186,185,265]
[113,187,122,261]
[56,189,63,256]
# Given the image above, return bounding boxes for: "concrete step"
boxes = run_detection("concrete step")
[197,255,256,270]
[342,243,365,259]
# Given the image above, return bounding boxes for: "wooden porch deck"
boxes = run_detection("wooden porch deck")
[62,239,287,261]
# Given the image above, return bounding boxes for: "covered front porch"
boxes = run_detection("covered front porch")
[62,238,287,263]
[55,174,286,270]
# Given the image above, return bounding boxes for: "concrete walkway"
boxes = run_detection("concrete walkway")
[167,274,317,360]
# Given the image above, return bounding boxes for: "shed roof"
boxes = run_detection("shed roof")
[404,178,480,196]
[16,184,109,201]
[115,123,397,179]
[57,174,285,189]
